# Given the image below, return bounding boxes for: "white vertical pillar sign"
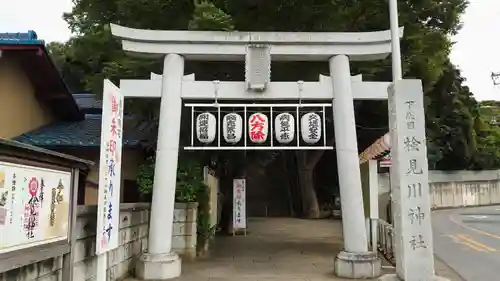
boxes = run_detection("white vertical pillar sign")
[330,55,368,253]
[232,178,247,234]
[389,79,435,280]
[96,79,124,280]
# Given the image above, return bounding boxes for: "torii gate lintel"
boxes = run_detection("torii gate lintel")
[119,74,391,101]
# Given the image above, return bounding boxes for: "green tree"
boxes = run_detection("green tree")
[470,101,500,169]
[425,60,478,170]
[49,0,472,218]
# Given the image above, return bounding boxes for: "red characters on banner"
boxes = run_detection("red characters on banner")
[109,140,117,154]
[111,95,118,114]
[110,118,117,137]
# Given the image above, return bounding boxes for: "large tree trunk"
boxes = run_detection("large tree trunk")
[282,153,295,217]
[298,167,320,218]
[296,151,324,219]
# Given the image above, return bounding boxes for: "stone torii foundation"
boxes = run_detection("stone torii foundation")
[111,24,402,280]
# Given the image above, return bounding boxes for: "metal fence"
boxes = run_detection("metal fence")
[370,219,395,266]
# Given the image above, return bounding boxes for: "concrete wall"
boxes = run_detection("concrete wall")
[172,203,198,260]
[0,57,54,139]
[0,202,197,281]
[377,170,500,221]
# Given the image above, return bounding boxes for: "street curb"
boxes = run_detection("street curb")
[432,203,500,211]
[434,254,466,281]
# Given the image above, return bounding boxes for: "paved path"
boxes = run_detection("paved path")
[173,218,384,281]
[126,217,462,281]
[433,205,500,281]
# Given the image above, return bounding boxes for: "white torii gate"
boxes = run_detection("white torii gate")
[110,23,446,281]
[112,24,398,280]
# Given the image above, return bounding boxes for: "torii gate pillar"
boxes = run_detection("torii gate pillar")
[111,24,403,280]
[134,54,184,280]
[330,54,380,277]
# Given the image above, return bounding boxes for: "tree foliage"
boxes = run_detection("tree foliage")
[52,0,469,96]
[423,60,500,170]
[46,0,500,216]
[425,60,478,169]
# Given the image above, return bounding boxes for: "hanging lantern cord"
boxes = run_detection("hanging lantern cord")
[213,80,220,106]
[298,80,304,108]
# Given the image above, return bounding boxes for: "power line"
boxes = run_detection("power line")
[491,72,500,86]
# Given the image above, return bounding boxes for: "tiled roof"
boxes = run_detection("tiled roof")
[73,93,103,110]
[14,114,152,148]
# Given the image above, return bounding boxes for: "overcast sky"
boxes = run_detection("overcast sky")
[1,0,499,101]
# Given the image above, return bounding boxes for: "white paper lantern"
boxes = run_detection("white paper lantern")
[301,112,322,144]
[223,113,242,144]
[275,113,295,144]
[248,113,268,143]
[196,112,216,143]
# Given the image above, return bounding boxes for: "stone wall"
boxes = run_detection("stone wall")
[0,202,198,281]
[377,170,500,221]
[172,202,198,260]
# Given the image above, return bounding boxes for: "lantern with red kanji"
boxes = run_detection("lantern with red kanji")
[248,113,268,143]
[196,112,216,144]
[301,112,322,144]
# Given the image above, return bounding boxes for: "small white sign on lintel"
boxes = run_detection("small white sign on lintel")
[245,45,271,92]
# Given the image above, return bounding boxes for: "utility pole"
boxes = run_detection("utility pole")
[483,73,499,125]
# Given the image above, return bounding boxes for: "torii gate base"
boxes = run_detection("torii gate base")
[110,25,403,280]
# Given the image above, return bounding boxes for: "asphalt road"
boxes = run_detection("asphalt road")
[432,205,500,281]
